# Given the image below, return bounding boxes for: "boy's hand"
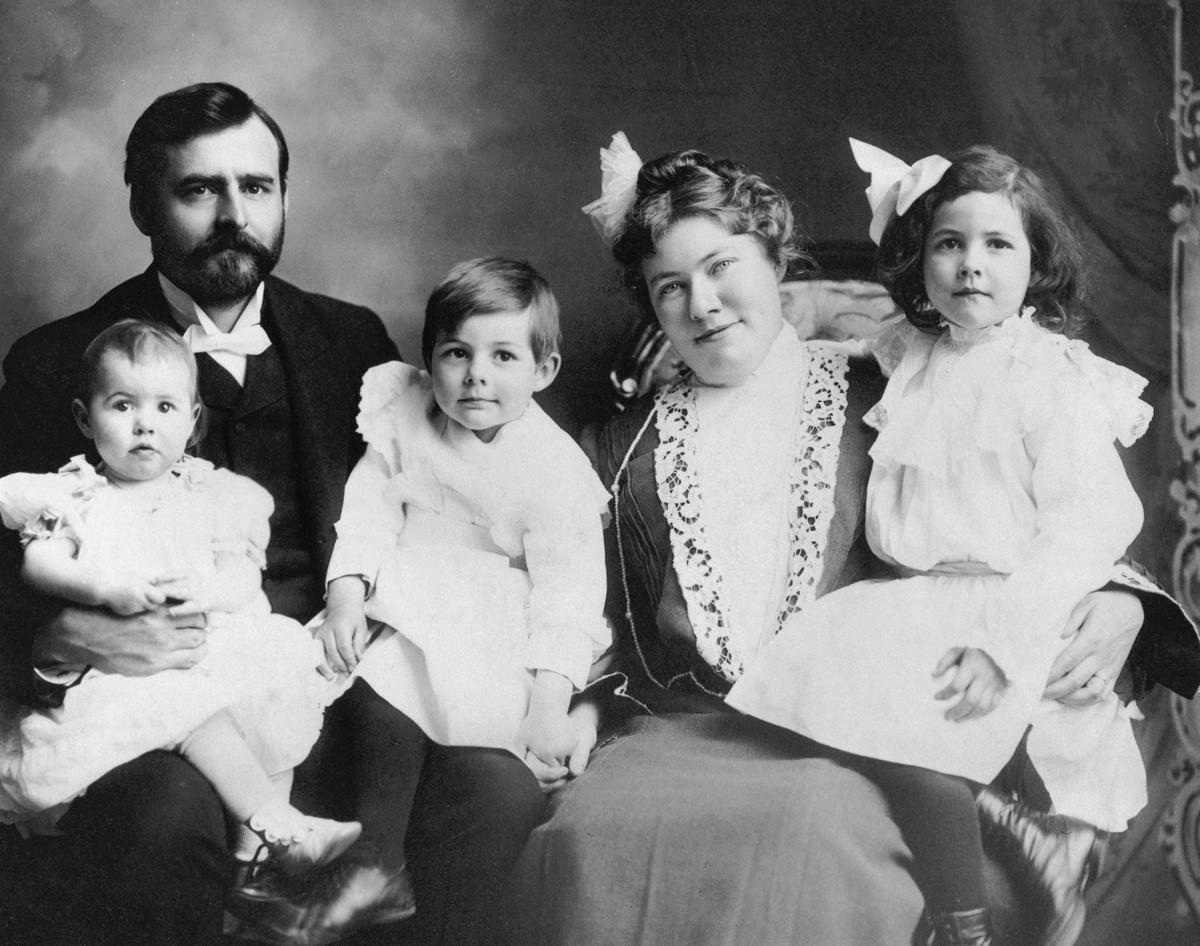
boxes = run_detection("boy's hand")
[516,709,574,790]
[535,704,600,794]
[315,576,371,678]
[314,607,369,678]
[933,646,1008,722]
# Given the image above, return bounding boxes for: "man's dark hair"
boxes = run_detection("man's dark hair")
[124,82,289,212]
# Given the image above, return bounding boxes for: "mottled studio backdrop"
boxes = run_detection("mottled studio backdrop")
[0,0,1181,566]
[0,0,997,423]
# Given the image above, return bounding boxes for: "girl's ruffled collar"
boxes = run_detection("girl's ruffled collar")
[940,306,1033,347]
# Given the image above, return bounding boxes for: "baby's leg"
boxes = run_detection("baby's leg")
[230,770,295,861]
[178,712,277,822]
[179,711,361,874]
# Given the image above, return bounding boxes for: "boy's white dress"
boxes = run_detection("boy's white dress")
[0,456,327,826]
[728,313,1151,830]
[327,362,610,756]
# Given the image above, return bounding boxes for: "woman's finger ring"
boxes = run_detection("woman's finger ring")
[1089,673,1110,687]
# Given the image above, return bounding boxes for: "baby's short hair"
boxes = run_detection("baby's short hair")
[79,319,199,404]
[421,257,561,367]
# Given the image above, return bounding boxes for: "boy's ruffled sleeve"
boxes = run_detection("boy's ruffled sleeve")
[518,420,612,690]
[325,362,420,591]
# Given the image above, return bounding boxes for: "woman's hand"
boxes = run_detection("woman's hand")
[1042,589,1142,706]
[933,646,1008,721]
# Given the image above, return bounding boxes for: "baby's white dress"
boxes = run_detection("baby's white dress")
[326,362,611,756]
[728,313,1151,830]
[0,456,327,825]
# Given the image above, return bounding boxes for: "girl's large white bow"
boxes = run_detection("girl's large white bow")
[849,138,951,245]
[581,131,644,247]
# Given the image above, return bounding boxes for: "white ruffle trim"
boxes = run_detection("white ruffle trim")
[867,313,1152,479]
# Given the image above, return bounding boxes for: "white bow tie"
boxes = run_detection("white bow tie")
[182,322,272,357]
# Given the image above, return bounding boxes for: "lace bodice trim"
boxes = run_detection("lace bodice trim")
[653,346,850,683]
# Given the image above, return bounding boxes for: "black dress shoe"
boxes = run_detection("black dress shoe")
[293,855,416,941]
[226,854,321,944]
[224,848,415,946]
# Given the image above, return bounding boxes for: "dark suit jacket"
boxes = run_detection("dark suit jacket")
[0,267,399,704]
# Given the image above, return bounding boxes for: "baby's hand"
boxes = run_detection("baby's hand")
[97,572,167,616]
[314,606,368,678]
[933,646,1008,722]
[151,571,212,614]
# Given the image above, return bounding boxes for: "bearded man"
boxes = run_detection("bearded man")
[0,83,543,946]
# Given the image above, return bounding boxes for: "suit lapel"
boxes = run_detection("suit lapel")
[260,279,344,542]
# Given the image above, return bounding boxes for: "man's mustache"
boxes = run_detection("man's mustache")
[190,229,272,261]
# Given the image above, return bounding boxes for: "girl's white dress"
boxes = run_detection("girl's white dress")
[0,456,328,826]
[728,313,1152,830]
[326,362,610,756]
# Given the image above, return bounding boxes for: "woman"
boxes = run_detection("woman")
[503,140,1199,946]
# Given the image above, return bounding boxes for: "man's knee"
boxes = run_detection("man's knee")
[78,750,227,854]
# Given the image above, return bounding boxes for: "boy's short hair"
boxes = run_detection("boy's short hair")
[421,257,561,367]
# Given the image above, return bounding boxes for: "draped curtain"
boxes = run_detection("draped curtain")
[953,0,1174,375]
[953,7,1200,943]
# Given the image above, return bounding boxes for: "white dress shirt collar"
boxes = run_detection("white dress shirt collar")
[157,272,269,386]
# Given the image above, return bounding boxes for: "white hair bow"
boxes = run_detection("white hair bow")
[849,138,951,245]
[581,131,644,247]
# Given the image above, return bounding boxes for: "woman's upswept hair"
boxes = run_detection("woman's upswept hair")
[877,145,1085,334]
[421,256,561,367]
[78,319,205,446]
[612,150,810,314]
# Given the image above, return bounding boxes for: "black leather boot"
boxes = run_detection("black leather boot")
[923,907,994,945]
[976,786,1106,946]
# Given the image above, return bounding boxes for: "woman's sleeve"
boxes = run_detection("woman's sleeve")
[325,445,404,593]
[521,453,612,691]
[1111,559,1200,698]
[981,371,1147,673]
